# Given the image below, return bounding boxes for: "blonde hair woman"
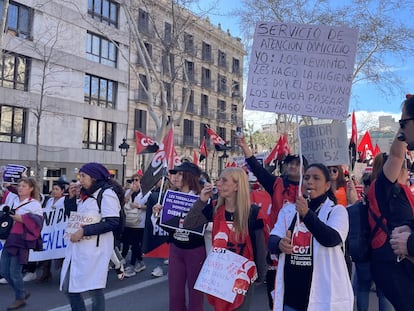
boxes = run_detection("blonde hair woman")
[184,167,267,311]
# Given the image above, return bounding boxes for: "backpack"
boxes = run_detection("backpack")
[96,183,126,239]
[347,194,388,262]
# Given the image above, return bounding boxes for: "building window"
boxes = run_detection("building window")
[201,94,208,117]
[84,74,116,108]
[162,82,172,108]
[83,118,114,151]
[218,50,226,68]
[230,129,237,150]
[184,33,194,55]
[182,88,194,113]
[217,74,227,94]
[231,104,238,123]
[134,109,147,133]
[87,0,119,27]
[202,42,212,62]
[218,127,226,143]
[184,60,195,82]
[164,22,172,44]
[137,42,152,65]
[138,8,150,34]
[183,119,194,145]
[0,104,25,143]
[162,52,175,76]
[0,52,30,91]
[137,74,148,102]
[1,1,32,39]
[86,32,117,67]
[200,122,208,141]
[232,57,240,75]
[201,67,211,89]
[232,80,240,98]
[217,99,226,120]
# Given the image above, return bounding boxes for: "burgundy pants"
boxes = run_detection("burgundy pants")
[168,244,206,311]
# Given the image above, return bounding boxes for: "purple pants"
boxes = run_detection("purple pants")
[168,244,206,311]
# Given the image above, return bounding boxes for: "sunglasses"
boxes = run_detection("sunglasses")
[329,168,338,174]
[133,178,140,182]
[399,117,414,129]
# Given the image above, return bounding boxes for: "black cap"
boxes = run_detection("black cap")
[169,162,201,177]
[284,154,308,168]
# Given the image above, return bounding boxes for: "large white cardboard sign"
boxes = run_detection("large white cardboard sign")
[194,248,255,303]
[246,22,358,120]
[299,123,349,166]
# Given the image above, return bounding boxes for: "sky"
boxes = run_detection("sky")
[192,0,410,131]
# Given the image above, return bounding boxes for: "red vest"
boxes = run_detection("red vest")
[250,189,271,240]
[368,181,414,248]
[208,205,256,311]
[270,177,299,228]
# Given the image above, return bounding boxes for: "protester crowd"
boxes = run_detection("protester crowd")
[1,94,414,311]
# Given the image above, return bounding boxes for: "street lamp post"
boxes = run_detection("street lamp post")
[118,138,130,187]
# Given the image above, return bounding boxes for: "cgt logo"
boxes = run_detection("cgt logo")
[292,245,310,254]
[140,137,156,147]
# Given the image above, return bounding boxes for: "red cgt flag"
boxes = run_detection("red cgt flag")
[206,125,229,151]
[163,127,181,170]
[193,150,199,166]
[199,137,208,162]
[357,131,374,161]
[135,130,159,154]
[350,111,358,147]
[373,144,381,157]
[264,134,290,165]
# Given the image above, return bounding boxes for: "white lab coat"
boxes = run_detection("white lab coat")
[271,199,354,311]
[60,188,120,293]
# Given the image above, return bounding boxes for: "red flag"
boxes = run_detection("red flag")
[135,130,159,154]
[225,161,237,168]
[264,137,281,165]
[279,134,290,160]
[264,134,290,165]
[349,111,358,169]
[163,128,181,170]
[350,111,358,147]
[206,125,229,151]
[140,128,180,195]
[199,137,208,162]
[193,150,199,166]
[373,144,381,157]
[357,131,374,161]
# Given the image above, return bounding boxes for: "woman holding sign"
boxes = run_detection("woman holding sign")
[0,177,43,310]
[184,167,267,311]
[60,162,123,311]
[152,161,205,311]
[268,163,353,311]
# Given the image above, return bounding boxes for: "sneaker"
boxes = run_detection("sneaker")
[134,261,146,273]
[151,266,163,277]
[124,268,136,278]
[163,259,169,265]
[0,278,8,284]
[115,263,125,280]
[23,272,37,282]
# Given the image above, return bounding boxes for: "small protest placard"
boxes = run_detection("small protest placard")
[299,123,348,166]
[194,248,254,303]
[245,22,358,120]
[2,164,27,183]
[160,190,205,235]
[63,212,101,241]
